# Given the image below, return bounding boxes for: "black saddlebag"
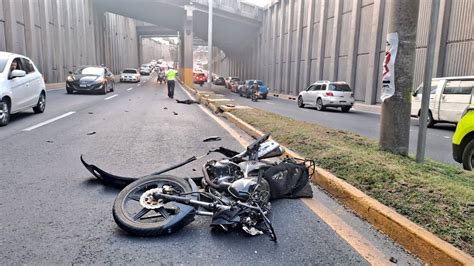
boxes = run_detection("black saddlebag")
[263,159,314,200]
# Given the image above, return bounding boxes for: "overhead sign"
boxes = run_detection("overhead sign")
[381,32,399,102]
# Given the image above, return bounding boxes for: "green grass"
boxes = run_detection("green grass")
[232,108,474,255]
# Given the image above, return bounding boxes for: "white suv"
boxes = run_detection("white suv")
[297,81,354,112]
[0,52,46,126]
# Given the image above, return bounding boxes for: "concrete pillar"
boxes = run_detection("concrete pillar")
[277,0,286,92]
[39,0,52,82]
[364,0,385,104]
[432,0,451,77]
[293,0,305,93]
[303,0,316,87]
[182,5,194,87]
[346,0,361,90]
[316,0,329,80]
[23,0,37,61]
[330,0,343,81]
[284,0,294,94]
[264,9,270,84]
[270,5,278,90]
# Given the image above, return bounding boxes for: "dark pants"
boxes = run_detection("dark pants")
[167,80,175,98]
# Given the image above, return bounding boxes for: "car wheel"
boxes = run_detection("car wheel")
[297,96,305,108]
[33,92,46,114]
[316,98,325,111]
[0,100,11,127]
[462,139,474,170]
[427,111,435,128]
[341,106,351,113]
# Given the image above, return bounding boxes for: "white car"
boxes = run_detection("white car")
[0,52,46,126]
[139,64,151,75]
[120,68,141,83]
[411,76,474,127]
[298,81,354,112]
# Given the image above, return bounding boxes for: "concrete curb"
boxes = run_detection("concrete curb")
[222,111,473,265]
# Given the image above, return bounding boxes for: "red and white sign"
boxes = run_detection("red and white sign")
[381,32,399,102]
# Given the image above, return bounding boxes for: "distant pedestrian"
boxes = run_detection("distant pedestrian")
[165,67,178,99]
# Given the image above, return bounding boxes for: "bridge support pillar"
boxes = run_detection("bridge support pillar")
[181,5,194,88]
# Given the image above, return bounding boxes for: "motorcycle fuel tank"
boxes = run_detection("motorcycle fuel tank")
[257,141,284,159]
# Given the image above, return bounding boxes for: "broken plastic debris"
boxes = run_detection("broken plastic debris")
[87,131,96,136]
[172,112,178,115]
[203,136,222,142]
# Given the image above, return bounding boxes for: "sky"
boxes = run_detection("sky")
[242,0,271,7]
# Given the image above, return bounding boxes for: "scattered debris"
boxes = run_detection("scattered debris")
[176,99,200,105]
[124,110,129,113]
[389,257,398,264]
[87,131,96,136]
[88,112,93,115]
[192,168,196,172]
[46,140,54,143]
[163,107,168,110]
[172,112,178,115]
[203,136,222,142]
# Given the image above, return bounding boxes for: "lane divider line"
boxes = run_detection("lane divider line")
[104,94,118,100]
[23,111,75,131]
[127,87,134,91]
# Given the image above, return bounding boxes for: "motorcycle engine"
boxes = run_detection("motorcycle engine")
[205,160,243,186]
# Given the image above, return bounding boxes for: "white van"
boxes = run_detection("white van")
[411,76,474,127]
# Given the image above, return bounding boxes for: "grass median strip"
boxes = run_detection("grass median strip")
[231,108,474,256]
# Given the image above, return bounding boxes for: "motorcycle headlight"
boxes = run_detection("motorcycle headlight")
[461,106,474,119]
[67,76,75,82]
[96,77,105,83]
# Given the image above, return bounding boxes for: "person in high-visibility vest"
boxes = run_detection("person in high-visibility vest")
[165,67,178,99]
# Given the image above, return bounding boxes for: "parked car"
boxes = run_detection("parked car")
[214,76,225,86]
[66,66,115,95]
[452,106,474,170]
[139,64,151,75]
[297,81,354,112]
[0,52,46,126]
[238,80,269,99]
[120,68,141,83]
[225,77,240,90]
[411,76,474,127]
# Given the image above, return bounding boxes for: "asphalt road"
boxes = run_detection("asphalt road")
[0,76,419,264]
[203,84,458,166]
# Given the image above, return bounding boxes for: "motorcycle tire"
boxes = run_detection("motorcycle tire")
[113,175,196,237]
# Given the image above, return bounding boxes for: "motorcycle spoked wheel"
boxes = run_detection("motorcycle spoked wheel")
[113,175,196,237]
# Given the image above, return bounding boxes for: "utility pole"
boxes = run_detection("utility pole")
[379,0,420,155]
[207,0,213,88]
[416,0,440,163]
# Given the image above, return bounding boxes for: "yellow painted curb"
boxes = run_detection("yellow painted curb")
[222,111,473,266]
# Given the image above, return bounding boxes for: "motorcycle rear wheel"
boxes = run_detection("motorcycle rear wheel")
[113,175,196,237]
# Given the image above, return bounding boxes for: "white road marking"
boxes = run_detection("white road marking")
[127,87,134,91]
[444,136,451,139]
[265,101,275,105]
[23,111,75,131]
[104,94,118,100]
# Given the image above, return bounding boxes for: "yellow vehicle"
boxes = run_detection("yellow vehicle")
[452,106,474,170]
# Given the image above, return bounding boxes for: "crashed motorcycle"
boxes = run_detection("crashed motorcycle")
[81,133,313,241]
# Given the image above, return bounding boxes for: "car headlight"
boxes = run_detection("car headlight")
[96,77,105,83]
[461,106,474,118]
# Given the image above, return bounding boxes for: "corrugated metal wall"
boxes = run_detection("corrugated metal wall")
[0,0,140,83]
[221,0,474,105]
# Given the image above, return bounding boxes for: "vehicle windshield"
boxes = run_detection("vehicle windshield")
[123,69,137,74]
[0,55,8,73]
[414,80,444,95]
[78,67,104,76]
[248,80,263,86]
[231,78,240,81]
[329,83,352,92]
[141,64,149,68]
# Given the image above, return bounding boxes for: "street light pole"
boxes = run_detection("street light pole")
[416,0,440,163]
[207,0,213,88]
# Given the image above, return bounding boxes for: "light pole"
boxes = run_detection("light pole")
[207,0,213,88]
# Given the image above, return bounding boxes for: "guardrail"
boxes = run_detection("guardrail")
[191,0,263,20]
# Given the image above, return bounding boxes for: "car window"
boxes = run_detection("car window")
[313,85,321,91]
[329,83,351,92]
[123,69,137,74]
[8,58,26,78]
[414,80,444,95]
[21,58,36,74]
[320,84,327,91]
[79,67,104,76]
[443,81,472,95]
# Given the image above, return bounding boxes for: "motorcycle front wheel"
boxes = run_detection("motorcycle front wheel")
[113,175,196,237]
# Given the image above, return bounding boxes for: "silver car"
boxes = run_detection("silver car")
[120,68,141,83]
[297,81,354,112]
[0,52,46,126]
